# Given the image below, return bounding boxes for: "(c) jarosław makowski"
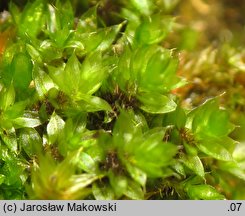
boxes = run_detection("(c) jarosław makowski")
[19,202,117,212]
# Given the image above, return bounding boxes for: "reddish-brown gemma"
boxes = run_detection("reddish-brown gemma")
[0,29,11,55]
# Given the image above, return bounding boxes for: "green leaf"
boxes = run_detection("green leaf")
[75,95,112,112]
[33,65,56,98]
[12,117,42,128]
[185,184,225,200]
[55,0,74,31]
[77,6,97,33]
[139,48,172,92]
[92,182,115,200]
[207,109,235,137]
[49,53,108,97]
[19,128,42,157]
[26,44,42,64]
[67,174,98,196]
[39,40,63,62]
[171,161,186,178]
[1,157,27,186]
[3,101,26,120]
[183,142,198,156]
[47,112,65,144]
[130,46,156,83]
[219,161,245,181]
[124,45,182,93]
[18,0,45,38]
[219,136,236,154]
[137,92,177,114]
[0,144,9,160]
[181,155,205,178]
[197,138,233,161]
[48,64,69,95]
[125,162,147,187]
[57,116,87,154]
[187,98,235,137]
[109,172,128,198]
[162,0,180,11]
[78,152,97,173]
[128,45,180,93]
[46,1,74,47]
[48,54,79,96]
[164,105,187,129]
[124,180,144,200]
[46,4,60,34]
[74,52,108,95]
[30,153,97,199]
[69,23,124,53]
[9,2,21,24]
[96,23,125,51]
[186,98,236,161]
[0,84,15,111]
[134,131,177,177]
[115,47,132,91]
[233,143,245,163]
[0,127,17,153]
[135,15,174,45]
[160,58,184,91]
[113,113,176,177]
[121,8,140,25]
[129,0,153,15]
[0,174,5,185]
[10,52,33,92]
[113,110,142,149]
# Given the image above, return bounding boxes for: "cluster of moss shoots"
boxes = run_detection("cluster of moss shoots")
[0,0,244,200]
